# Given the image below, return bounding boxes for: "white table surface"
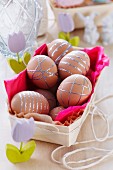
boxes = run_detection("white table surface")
[0,2,113,170]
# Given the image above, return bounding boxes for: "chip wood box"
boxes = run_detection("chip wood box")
[9,75,99,147]
[49,0,113,29]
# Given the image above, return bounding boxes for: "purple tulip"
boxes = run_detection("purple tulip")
[58,13,75,33]
[11,118,35,142]
[8,31,26,53]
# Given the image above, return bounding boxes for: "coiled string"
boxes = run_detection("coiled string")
[51,94,113,170]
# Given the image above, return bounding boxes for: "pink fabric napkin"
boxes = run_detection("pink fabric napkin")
[4,44,109,123]
[4,44,47,104]
[55,46,109,123]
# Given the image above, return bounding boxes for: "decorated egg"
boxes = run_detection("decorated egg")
[27,55,58,89]
[11,91,49,114]
[49,106,65,120]
[57,74,92,107]
[35,89,57,111]
[47,39,73,64]
[58,51,90,79]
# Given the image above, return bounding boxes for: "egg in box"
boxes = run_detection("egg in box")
[47,39,74,64]
[58,50,90,80]
[35,89,57,111]
[27,55,58,89]
[11,91,50,115]
[50,106,65,120]
[57,74,92,108]
[4,40,109,146]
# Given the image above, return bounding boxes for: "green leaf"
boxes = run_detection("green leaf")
[21,140,36,161]
[7,58,26,74]
[6,144,22,164]
[7,52,31,74]
[23,52,31,65]
[58,32,70,41]
[66,32,70,41]
[58,32,67,40]
[6,141,36,164]
[69,36,80,46]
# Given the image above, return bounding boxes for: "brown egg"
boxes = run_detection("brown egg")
[27,55,58,89]
[50,77,62,95]
[35,89,56,111]
[57,74,92,107]
[11,91,49,114]
[58,51,90,79]
[49,106,65,120]
[47,39,73,64]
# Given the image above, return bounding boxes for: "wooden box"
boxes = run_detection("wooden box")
[5,44,108,147]
[9,79,97,147]
[49,0,113,29]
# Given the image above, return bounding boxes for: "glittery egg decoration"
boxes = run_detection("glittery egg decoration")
[47,39,73,64]
[11,91,49,114]
[58,51,90,79]
[35,89,57,111]
[27,55,58,89]
[57,74,92,107]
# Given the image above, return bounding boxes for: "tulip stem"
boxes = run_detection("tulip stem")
[66,32,70,41]
[17,53,20,63]
[20,142,23,153]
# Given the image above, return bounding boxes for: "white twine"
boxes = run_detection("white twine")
[51,94,113,170]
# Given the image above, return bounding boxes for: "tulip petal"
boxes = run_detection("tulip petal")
[8,33,18,53]
[17,31,26,52]
[58,13,75,33]
[11,118,35,142]
[8,31,26,53]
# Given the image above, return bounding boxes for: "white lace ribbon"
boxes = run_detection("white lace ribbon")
[51,94,113,170]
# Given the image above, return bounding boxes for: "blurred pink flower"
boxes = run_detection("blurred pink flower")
[11,117,35,142]
[8,31,26,53]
